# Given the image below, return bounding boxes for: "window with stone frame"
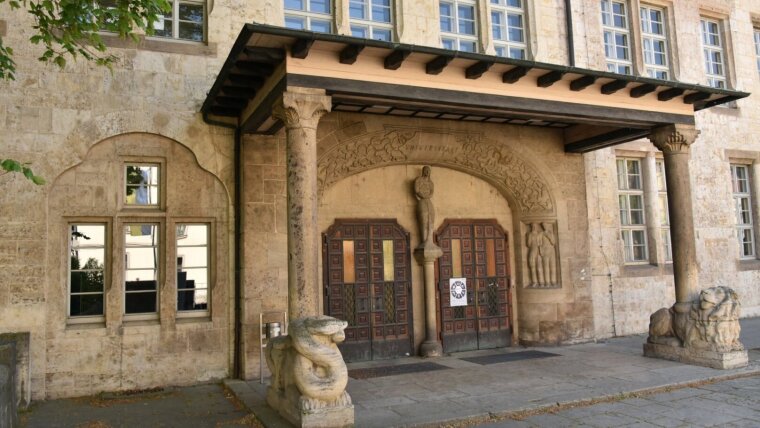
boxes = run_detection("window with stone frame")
[490,0,527,59]
[639,5,670,80]
[754,28,760,78]
[285,0,334,33]
[440,0,479,52]
[124,223,160,318]
[731,164,755,259]
[176,224,210,316]
[617,158,648,263]
[151,0,205,42]
[700,18,727,89]
[655,160,672,262]
[69,224,107,321]
[349,0,393,41]
[601,0,632,75]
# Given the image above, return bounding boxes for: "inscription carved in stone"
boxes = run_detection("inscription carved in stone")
[317,129,554,215]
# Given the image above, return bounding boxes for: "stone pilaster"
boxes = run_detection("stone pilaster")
[272,89,331,320]
[648,124,700,308]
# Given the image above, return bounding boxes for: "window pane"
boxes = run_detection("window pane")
[343,240,355,283]
[373,28,392,41]
[351,25,368,38]
[70,224,106,317]
[285,16,306,29]
[509,47,525,59]
[382,240,394,281]
[285,0,304,11]
[125,224,159,314]
[178,22,203,41]
[459,41,477,52]
[310,0,330,14]
[349,0,365,19]
[177,224,209,312]
[125,291,157,314]
[153,14,173,37]
[310,19,332,33]
[70,295,104,317]
[371,3,391,22]
[178,3,203,22]
[125,164,159,206]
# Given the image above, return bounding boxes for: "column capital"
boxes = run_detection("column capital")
[272,89,331,130]
[648,124,700,154]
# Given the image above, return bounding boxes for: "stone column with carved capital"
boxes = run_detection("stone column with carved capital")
[648,124,700,308]
[272,88,331,320]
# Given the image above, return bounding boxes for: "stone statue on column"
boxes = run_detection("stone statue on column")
[415,166,435,246]
[412,166,444,357]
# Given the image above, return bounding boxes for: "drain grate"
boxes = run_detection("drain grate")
[348,362,450,379]
[460,350,560,365]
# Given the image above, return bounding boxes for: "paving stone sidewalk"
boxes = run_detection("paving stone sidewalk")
[226,318,760,428]
[480,375,760,427]
[21,384,252,428]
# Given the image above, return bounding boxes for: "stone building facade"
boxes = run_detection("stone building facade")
[0,0,758,401]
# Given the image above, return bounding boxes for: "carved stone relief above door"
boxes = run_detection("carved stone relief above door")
[316,127,556,217]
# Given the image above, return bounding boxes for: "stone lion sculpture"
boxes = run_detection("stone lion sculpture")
[265,316,352,414]
[648,286,742,352]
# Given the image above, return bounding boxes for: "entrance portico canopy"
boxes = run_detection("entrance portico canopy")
[202,24,748,153]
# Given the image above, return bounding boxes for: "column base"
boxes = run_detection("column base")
[419,340,443,358]
[267,386,354,428]
[643,343,748,370]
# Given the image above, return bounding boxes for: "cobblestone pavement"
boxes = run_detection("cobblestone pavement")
[21,383,255,428]
[478,374,760,427]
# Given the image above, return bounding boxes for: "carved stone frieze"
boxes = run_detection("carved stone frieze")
[317,129,555,215]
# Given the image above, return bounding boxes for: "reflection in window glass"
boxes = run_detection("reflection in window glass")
[125,164,159,206]
[284,0,333,33]
[491,0,526,59]
[617,158,648,263]
[731,165,755,258]
[125,224,159,314]
[70,224,106,317]
[152,0,205,42]
[177,224,210,313]
[440,0,478,52]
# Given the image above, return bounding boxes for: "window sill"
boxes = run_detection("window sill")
[100,33,217,57]
[620,263,673,278]
[176,315,212,325]
[66,319,106,330]
[122,317,160,327]
[737,258,760,271]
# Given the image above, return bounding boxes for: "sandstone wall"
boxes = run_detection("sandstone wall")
[583,0,760,338]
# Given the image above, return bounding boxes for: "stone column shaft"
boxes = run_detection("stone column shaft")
[649,124,700,307]
[272,89,331,320]
[415,245,443,357]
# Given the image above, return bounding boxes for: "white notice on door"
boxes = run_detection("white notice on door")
[449,278,467,307]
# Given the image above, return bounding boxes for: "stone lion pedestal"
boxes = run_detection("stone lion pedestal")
[643,286,748,370]
[265,316,354,428]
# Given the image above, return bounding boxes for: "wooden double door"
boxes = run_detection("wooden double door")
[436,219,512,353]
[323,219,413,362]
